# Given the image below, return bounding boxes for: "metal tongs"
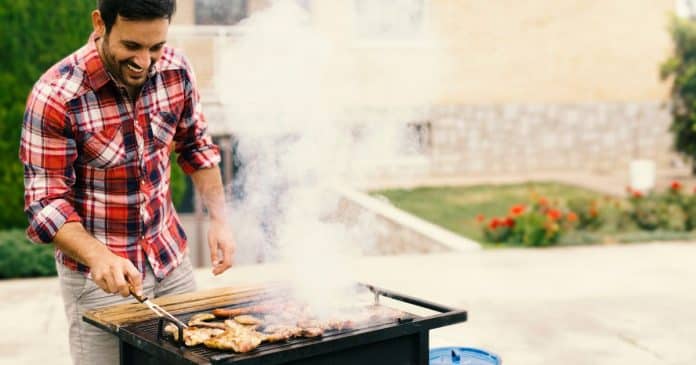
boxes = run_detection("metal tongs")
[129,286,188,328]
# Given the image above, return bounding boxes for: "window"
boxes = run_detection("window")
[195,0,248,25]
[676,0,696,19]
[354,0,425,40]
[405,121,432,155]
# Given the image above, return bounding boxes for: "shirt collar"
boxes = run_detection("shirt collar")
[81,32,160,92]
[82,33,111,91]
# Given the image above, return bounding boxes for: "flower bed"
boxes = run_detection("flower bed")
[478,181,696,246]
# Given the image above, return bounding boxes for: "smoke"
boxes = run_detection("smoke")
[213,0,447,310]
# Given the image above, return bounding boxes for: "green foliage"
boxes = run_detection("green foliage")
[373,182,600,244]
[170,154,186,208]
[567,197,601,230]
[0,230,56,278]
[376,181,696,248]
[662,16,696,171]
[509,211,560,247]
[0,1,94,229]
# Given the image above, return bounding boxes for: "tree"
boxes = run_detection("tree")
[661,16,696,174]
[0,1,95,228]
[0,1,186,229]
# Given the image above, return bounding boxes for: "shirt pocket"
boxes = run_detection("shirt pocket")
[79,123,128,168]
[150,111,178,150]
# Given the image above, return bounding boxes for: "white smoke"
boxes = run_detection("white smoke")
[213,0,447,310]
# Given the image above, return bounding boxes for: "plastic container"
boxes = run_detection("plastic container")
[429,347,501,365]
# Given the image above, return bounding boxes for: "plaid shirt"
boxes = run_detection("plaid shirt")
[20,34,220,279]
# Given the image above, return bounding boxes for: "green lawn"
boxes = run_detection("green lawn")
[371,182,696,246]
[372,182,599,243]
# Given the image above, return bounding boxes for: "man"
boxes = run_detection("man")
[19,1,235,364]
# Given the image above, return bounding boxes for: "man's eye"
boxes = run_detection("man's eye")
[125,44,139,50]
[151,44,163,52]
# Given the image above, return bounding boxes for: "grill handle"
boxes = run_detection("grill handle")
[363,283,468,329]
[364,283,456,313]
[157,316,185,347]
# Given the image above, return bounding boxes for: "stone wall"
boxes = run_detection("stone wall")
[428,102,674,175]
[360,102,676,178]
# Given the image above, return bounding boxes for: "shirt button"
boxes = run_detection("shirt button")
[141,235,145,240]
[141,180,145,185]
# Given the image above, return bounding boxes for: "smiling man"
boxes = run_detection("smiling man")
[19,1,236,364]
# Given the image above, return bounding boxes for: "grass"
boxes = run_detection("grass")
[372,181,601,245]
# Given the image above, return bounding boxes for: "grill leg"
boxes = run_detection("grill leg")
[119,340,159,365]
[419,331,430,365]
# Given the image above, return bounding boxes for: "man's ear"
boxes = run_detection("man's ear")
[92,10,105,37]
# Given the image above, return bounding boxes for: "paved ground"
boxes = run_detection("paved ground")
[2,242,695,365]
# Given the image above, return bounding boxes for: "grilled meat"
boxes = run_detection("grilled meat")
[188,312,228,329]
[300,327,324,338]
[260,325,303,343]
[164,324,226,346]
[234,314,262,326]
[204,323,265,353]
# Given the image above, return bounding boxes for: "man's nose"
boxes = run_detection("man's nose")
[133,50,151,69]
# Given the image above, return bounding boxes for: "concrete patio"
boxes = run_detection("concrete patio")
[2,241,695,365]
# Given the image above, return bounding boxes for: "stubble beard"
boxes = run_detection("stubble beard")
[99,35,145,93]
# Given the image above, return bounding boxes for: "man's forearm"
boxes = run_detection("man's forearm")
[53,222,112,268]
[190,166,226,221]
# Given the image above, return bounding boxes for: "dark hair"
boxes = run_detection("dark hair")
[98,0,177,33]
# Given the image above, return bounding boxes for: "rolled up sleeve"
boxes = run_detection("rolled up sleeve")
[19,82,80,243]
[174,61,221,175]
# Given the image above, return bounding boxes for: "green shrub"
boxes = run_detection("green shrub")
[567,197,602,230]
[0,1,94,229]
[630,196,661,231]
[662,16,696,173]
[509,210,560,247]
[0,229,56,279]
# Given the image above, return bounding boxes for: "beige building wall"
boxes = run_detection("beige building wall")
[432,0,674,104]
[171,0,675,106]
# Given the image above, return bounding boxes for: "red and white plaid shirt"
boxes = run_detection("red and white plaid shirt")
[20,34,220,279]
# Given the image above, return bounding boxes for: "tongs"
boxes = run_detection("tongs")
[129,286,188,328]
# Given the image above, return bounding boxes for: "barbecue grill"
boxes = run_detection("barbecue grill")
[84,283,467,365]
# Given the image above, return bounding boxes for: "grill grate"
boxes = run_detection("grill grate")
[98,284,468,365]
[121,304,418,363]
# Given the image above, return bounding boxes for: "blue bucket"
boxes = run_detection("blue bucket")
[429,347,501,365]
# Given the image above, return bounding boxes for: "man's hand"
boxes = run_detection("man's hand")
[53,222,143,297]
[87,250,143,297]
[208,220,236,275]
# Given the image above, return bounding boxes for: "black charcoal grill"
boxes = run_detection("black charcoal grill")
[84,283,467,365]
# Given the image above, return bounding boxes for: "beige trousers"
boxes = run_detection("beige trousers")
[57,256,196,365]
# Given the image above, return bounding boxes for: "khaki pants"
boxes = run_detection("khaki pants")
[57,257,196,365]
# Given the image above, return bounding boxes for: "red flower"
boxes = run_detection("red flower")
[476,214,486,223]
[488,218,500,230]
[589,207,598,217]
[566,211,578,223]
[509,204,526,217]
[503,217,515,228]
[546,209,562,221]
[632,191,643,199]
[670,181,682,191]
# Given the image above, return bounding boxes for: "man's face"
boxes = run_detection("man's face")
[96,14,169,91]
